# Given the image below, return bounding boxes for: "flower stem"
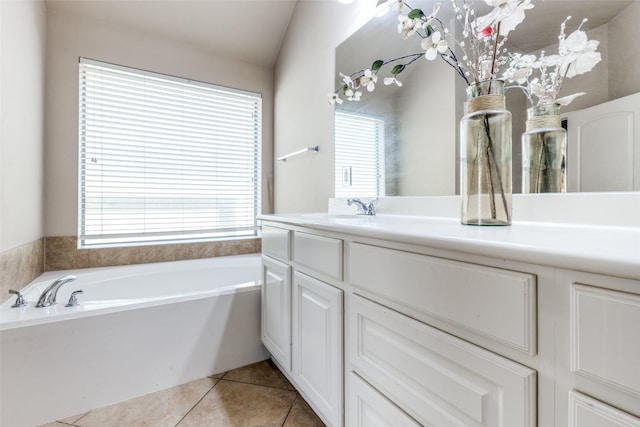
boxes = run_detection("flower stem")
[482,113,510,221]
[489,22,501,84]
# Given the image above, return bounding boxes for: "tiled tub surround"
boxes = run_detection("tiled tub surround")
[44,236,261,271]
[1,254,268,427]
[0,238,44,300]
[0,236,260,303]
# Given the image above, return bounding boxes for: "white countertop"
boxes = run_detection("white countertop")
[259,212,640,280]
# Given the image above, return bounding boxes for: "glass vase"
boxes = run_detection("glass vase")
[460,80,512,225]
[521,103,567,193]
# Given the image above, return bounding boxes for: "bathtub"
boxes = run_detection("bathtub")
[0,254,268,427]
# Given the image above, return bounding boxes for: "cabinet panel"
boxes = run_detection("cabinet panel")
[294,232,343,280]
[351,243,537,354]
[261,256,291,371]
[348,373,420,427]
[293,272,343,427]
[349,295,536,427]
[262,225,291,261]
[569,391,640,427]
[571,283,640,396]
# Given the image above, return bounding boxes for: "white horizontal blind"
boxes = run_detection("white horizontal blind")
[78,58,262,247]
[334,111,385,197]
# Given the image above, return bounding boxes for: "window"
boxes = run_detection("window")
[78,58,262,247]
[334,111,385,197]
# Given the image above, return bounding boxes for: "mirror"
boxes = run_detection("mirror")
[335,0,639,196]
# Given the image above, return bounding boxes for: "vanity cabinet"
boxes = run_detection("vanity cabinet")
[348,372,421,427]
[261,222,344,427]
[292,272,343,427]
[566,278,640,427]
[261,226,293,371]
[349,294,536,426]
[260,215,640,427]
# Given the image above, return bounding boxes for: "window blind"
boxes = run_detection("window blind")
[334,111,385,198]
[78,58,262,247]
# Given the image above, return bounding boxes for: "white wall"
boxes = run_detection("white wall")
[273,0,376,213]
[609,0,640,100]
[398,58,456,196]
[44,7,275,237]
[0,0,46,252]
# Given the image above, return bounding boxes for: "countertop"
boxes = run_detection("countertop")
[259,213,640,280]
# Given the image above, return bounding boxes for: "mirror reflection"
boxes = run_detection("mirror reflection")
[334,0,640,197]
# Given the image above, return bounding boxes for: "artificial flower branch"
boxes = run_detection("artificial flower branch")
[502,16,601,108]
[330,0,534,105]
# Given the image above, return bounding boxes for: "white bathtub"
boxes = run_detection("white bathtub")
[0,254,268,427]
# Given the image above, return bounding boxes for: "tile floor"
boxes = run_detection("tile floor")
[39,360,325,427]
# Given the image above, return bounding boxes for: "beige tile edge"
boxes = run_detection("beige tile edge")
[45,236,261,271]
[0,239,45,303]
[1,237,261,302]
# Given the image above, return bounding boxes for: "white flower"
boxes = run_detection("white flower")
[502,53,536,83]
[420,31,448,60]
[391,0,405,12]
[339,72,354,88]
[555,92,585,106]
[557,29,601,78]
[511,53,537,69]
[475,0,533,36]
[562,29,599,55]
[422,2,442,27]
[328,93,343,105]
[345,88,362,101]
[397,15,421,39]
[503,67,531,84]
[360,69,378,92]
[563,51,601,78]
[384,76,403,87]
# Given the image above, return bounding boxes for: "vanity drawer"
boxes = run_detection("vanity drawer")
[570,283,640,396]
[347,372,420,427]
[349,295,537,427]
[262,225,291,260]
[350,243,537,354]
[569,391,640,427]
[294,232,343,280]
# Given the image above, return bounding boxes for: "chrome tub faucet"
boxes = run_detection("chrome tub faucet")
[347,198,377,215]
[36,275,77,308]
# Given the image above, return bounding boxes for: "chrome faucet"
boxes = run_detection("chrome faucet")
[36,275,77,308]
[347,198,377,215]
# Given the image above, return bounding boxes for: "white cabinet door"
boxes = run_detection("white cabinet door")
[292,272,343,427]
[350,295,537,427]
[570,283,640,396]
[348,373,420,427]
[565,92,640,192]
[261,256,292,371]
[569,391,640,427]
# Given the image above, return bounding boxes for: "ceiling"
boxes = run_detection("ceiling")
[44,0,299,68]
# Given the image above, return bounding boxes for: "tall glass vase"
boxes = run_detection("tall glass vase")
[522,103,567,193]
[460,80,512,225]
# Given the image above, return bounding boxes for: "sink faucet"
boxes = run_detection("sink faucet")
[36,275,77,307]
[347,198,377,215]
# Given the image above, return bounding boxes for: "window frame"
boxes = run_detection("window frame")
[77,58,262,248]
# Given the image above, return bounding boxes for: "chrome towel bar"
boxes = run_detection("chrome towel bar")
[278,145,319,162]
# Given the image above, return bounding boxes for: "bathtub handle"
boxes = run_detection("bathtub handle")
[66,290,84,307]
[8,289,28,308]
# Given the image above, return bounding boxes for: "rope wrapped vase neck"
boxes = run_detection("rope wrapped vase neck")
[526,114,562,131]
[465,94,506,114]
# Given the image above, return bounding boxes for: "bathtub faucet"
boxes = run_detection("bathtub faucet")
[36,275,77,308]
[347,198,377,215]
